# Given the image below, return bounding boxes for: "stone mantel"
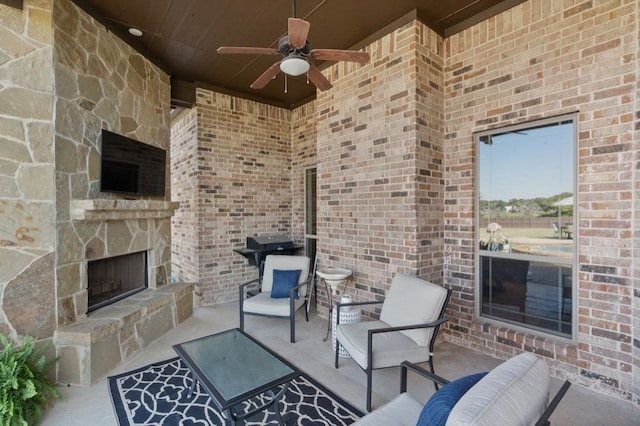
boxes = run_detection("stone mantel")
[70,199,179,222]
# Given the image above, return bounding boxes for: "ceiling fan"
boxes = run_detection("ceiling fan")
[216,4,370,91]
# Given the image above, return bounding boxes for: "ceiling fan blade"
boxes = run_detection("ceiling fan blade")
[307,63,332,91]
[288,18,310,49]
[310,49,370,64]
[217,46,279,55]
[250,62,282,89]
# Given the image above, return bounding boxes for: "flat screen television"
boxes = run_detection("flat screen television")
[100,129,166,196]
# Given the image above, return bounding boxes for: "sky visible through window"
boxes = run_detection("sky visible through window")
[479,121,573,201]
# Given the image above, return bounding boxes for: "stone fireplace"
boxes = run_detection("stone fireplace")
[53,200,194,386]
[87,250,147,312]
[0,0,194,389]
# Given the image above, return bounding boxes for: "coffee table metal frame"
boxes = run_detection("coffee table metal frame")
[173,328,300,425]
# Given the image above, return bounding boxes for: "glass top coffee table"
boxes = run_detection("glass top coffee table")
[173,328,300,425]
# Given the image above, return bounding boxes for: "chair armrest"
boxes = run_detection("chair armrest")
[368,317,448,337]
[338,300,384,309]
[289,275,313,298]
[335,300,384,325]
[240,277,260,289]
[336,300,383,314]
[239,277,260,299]
[534,380,571,426]
[366,317,448,363]
[400,361,450,392]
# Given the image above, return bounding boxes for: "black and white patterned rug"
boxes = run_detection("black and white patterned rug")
[108,357,363,425]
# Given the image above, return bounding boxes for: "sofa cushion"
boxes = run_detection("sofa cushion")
[446,352,550,426]
[417,372,487,426]
[270,269,301,299]
[352,394,424,426]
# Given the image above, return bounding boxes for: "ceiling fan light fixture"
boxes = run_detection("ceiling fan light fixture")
[280,56,310,76]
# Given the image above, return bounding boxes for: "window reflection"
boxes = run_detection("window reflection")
[477,116,575,338]
[478,120,574,258]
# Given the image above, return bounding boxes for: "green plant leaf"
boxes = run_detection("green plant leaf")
[0,335,61,425]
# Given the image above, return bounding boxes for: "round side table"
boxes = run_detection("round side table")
[331,307,362,358]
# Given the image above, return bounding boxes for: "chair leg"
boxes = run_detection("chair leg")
[366,367,372,412]
[428,358,438,391]
[290,315,296,343]
[239,293,244,332]
[334,337,339,368]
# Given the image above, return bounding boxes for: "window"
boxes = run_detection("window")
[476,115,576,339]
[305,167,317,267]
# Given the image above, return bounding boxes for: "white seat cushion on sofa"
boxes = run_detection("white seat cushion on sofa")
[352,393,423,426]
[446,352,550,425]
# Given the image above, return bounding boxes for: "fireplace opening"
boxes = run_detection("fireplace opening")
[87,251,148,312]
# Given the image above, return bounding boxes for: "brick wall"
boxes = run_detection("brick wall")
[169,0,638,405]
[443,0,639,403]
[170,109,199,282]
[415,25,446,280]
[291,101,318,240]
[171,90,293,304]
[314,21,446,312]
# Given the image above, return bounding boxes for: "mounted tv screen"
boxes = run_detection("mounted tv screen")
[100,129,166,196]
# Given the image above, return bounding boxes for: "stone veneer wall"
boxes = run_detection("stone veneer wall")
[0,0,56,346]
[1,0,188,385]
[170,90,293,305]
[52,0,172,327]
[442,0,639,403]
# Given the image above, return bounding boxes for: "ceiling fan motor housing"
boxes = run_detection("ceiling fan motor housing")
[278,36,311,57]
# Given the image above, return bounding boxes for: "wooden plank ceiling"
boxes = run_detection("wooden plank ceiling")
[70,0,524,109]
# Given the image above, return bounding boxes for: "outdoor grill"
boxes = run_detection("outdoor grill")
[235,235,303,279]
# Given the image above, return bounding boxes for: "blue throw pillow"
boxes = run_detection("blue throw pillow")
[270,269,302,299]
[416,372,488,426]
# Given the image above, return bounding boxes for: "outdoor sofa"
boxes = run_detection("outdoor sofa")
[353,352,571,426]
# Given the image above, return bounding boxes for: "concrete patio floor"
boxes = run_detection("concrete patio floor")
[43,301,639,425]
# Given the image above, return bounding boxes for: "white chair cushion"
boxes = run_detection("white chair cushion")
[446,352,550,426]
[379,273,449,346]
[261,255,310,296]
[336,320,431,369]
[352,394,423,426]
[242,292,306,317]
